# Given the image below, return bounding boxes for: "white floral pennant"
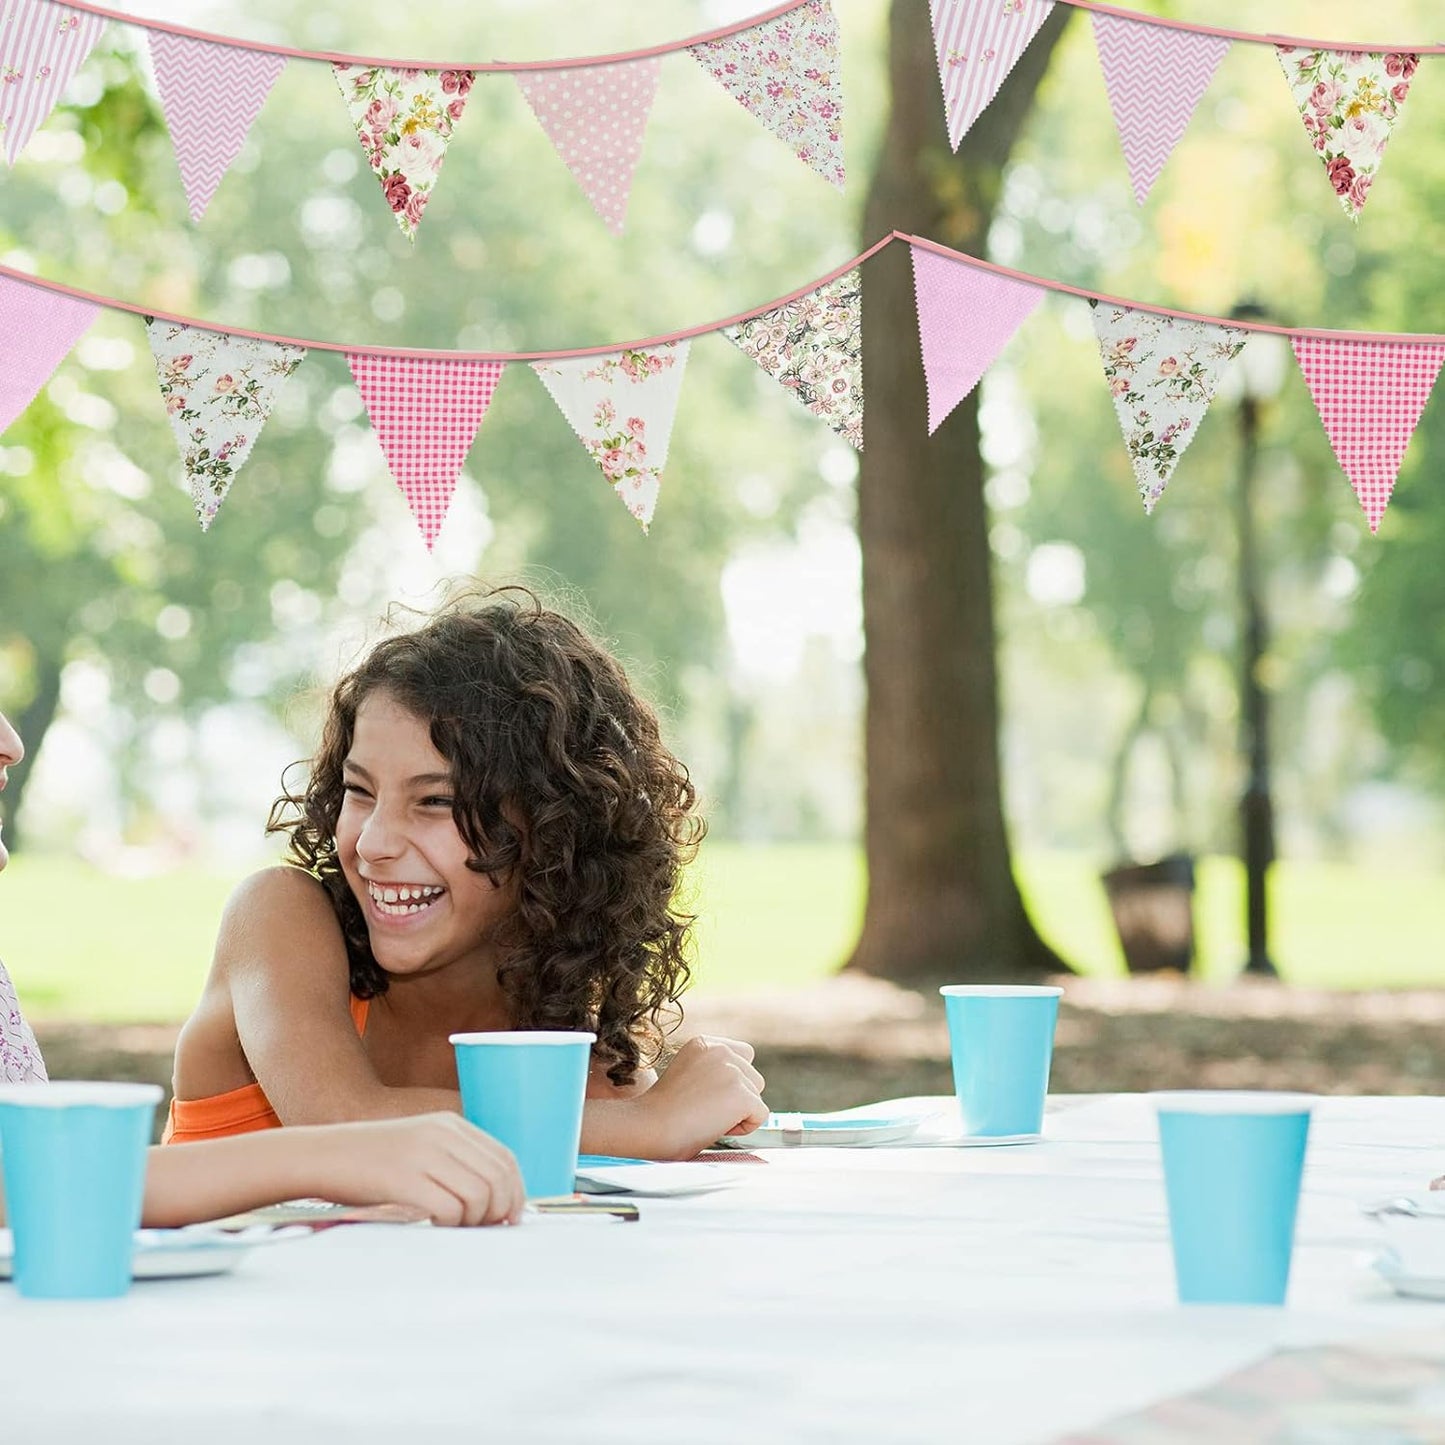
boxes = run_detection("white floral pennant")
[146,319,306,530]
[1090,301,1247,512]
[531,341,691,531]
[723,268,863,450]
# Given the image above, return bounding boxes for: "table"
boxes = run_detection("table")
[2,1094,1441,1443]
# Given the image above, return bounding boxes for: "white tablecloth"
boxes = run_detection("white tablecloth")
[2,1094,1441,1443]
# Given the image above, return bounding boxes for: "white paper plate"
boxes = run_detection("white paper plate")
[0,1224,307,1282]
[719,1113,925,1148]
[1373,1253,1445,1301]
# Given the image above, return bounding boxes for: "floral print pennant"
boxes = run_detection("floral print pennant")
[146,319,306,530]
[1091,301,1247,512]
[334,64,475,240]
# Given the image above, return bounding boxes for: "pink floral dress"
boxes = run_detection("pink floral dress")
[0,960,46,1083]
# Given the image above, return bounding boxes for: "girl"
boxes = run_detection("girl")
[0,708,525,1228]
[167,588,767,1159]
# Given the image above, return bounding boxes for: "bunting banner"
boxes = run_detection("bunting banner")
[910,243,1043,434]
[1091,12,1231,206]
[148,31,287,222]
[0,274,98,432]
[146,320,306,530]
[334,64,475,240]
[723,269,863,450]
[515,57,661,236]
[1090,302,1249,513]
[1276,47,1419,220]
[689,0,845,190]
[532,341,691,531]
[347,354,504,549]
[1292,336,1445,532]
[0,1,106,165]
[929,0,1054,151]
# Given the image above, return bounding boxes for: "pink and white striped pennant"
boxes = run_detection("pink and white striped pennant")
[930,0,1053,151]
[149,31,286,223]
[515,57,660,235]
[0,274,98,433]
[0,2,106,165]
[910,245,1043,434]
[1091,12,1230,206]
[347,354,504,549]
[1292,335,1445,532]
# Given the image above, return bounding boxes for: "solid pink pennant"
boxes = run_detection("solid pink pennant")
[1292,335,1445,532]
[149,31,286,222]
[929,0,1053,151]
[0,2,106,164]
[1091,11,1230,205]
[0,274,98,432]
[347,354,504,549]
[515,57,660,235]
[910,245,1043,434]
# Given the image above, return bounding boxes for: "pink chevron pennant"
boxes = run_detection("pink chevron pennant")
[0,2,106,165]
[910,245,1043,434]
[516,57,660,235]
[1293,335,1445,532]
[148,32,286,223]
[348,354,503,549]
[1091,12,1230,206]
[689,0,844,189]
[0,274,98,432]
[930,0,1053,151]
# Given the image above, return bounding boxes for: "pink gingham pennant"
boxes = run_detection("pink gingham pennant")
[910,245,1043,434]
[149,31,286,223]
[348,353,503,549]
[1091,12,1230,206]
[1292,335,1445,532]
[930,0,1053,151]
[0,1,105,165]
[515,57,660,236]
[0,273,97,433]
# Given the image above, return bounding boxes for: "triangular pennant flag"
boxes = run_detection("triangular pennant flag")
[689,0,844,189]
[146,320,305,531]
[0,275,98,433]
[0,2,106,165]
[1091,13,1230,206]
[531,341,690,531]
[1090,301,1248,513]
[1276,46,1418,220]
[347,354,504,549]
[929,0,1053,151]
[910,245,1043,434]
[334,64,475,240]
[515,57,660,235]
[1292,335,1445,532]
[149,31,286,223]
[723,269,863,450]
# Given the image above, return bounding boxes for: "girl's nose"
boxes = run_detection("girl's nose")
[0,710,23,771]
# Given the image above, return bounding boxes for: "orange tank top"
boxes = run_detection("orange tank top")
[161,994,371,1145]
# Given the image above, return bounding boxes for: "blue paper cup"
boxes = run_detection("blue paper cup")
[1154,1091,1314,1306]
[939,985,1062,1137]
[0,1080,160,1300]
[450,1031,595,1198]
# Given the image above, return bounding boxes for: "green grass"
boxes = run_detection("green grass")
[3,845,1445,1023]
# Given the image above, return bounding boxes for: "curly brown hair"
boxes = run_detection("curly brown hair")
[266,586,703,1086]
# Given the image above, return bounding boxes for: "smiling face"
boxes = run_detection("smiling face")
[334,690,515,983]
[0,710,23,873]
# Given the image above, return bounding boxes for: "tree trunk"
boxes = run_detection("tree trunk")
[846,0,1073,985]
[6,649,62,853]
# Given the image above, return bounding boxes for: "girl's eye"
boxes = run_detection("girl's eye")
[421,796,455,809]
[341,783,372,800]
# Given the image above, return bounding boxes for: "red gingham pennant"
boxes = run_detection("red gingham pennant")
[347,353,504,549]
[1292,335,1445,532]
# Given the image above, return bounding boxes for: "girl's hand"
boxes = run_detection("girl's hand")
[632,1035,769,1160]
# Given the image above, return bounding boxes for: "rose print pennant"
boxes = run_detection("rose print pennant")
[334,64,475,240]
[146,320,306,531]
[515,57,660,236]
[0,274,98,433]
[1276,47,1418,220]
[149,31,287,223]
[1292,335,1445,532]
[347,354,504,550]
[723,268,863,450]
[1091,12,1230,206]
[689,0,844,190]
[930,0,1053,151]
[1090,302,1248,513]
[531,341,690,531]
[0,1,106,165]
